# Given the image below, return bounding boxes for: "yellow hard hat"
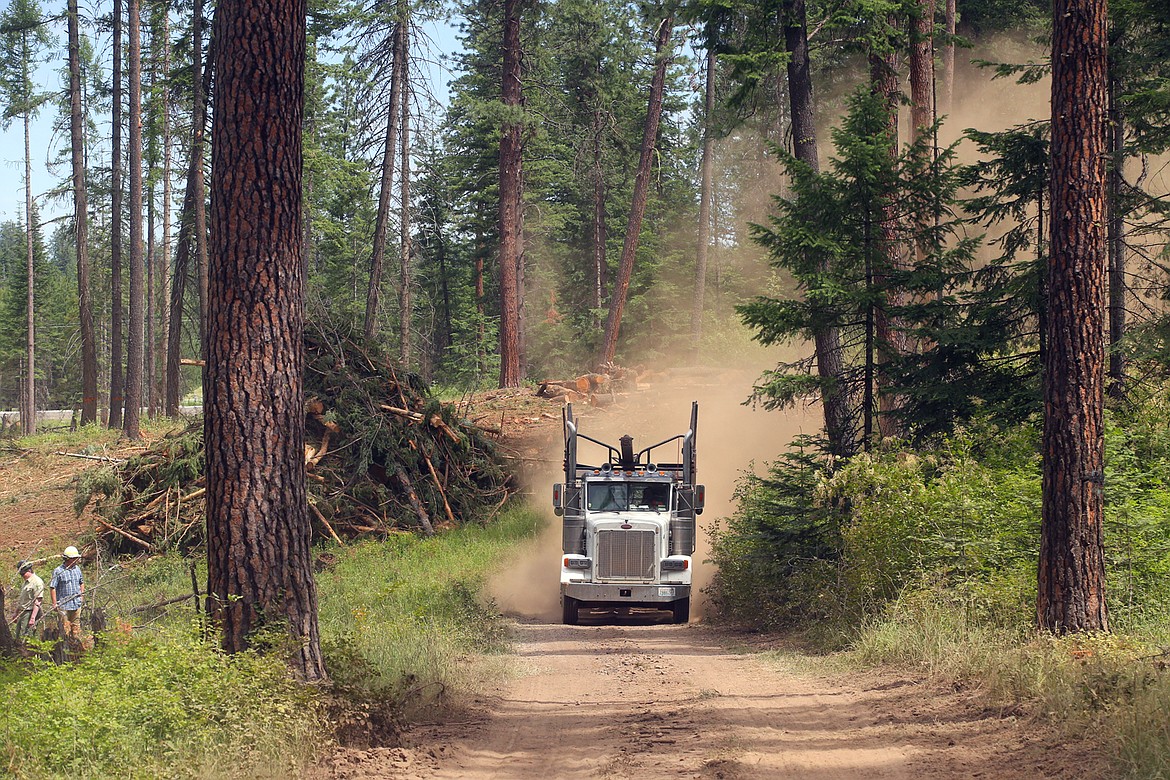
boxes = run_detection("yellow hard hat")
[63,546,81,559]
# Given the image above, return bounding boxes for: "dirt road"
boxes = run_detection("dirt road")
[324,615,1095,780]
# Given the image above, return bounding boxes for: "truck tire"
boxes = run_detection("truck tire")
[562,596,580,625]
[671,597,690,624]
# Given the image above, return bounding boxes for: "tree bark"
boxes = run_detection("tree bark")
[785,0,852,456]
[591,107,606,329]
[909,0,935,142]
[1106,56,1126,399]
[109,0,125,430]
[159,11,172,416]
[363,11,405,342]
[942,0,955,115]
[690,42,715,358]
[166,0,210,416]
[69,0,98,425]
[597,14,673,368]
[23,103,34,436]
[207,0,325,680]
[1038,0,1109,633]
[125,0,144,440]
[869,45,909,439]
[399,43,413,367]
[497,0,524,386]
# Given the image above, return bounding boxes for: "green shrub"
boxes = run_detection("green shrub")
[1,631,322,779]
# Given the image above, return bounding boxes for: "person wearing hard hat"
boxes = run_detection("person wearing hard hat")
[14,560,44,639]
[50,546,85,646]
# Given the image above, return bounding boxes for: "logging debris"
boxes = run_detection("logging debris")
[78,321,513,552]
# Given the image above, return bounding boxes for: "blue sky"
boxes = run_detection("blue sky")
[0,1,461,231]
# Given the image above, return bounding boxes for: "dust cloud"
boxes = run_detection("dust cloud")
[487,345,819,622]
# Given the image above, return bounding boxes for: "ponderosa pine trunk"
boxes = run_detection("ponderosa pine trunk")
[363,10,405,342]
[109,0,124,429]
[1038,0,1109,634]
[22,105,34,436]
[597,14,673,368]
[125,0,144,440]
[909,0,935,141]
[869,44,909,439]
[207,0,325,680]
[591,108,606,329]
[399,48,413,367]
[1107,58,1126,400]
[943,0,955,114]
[166,0,210,416]
[69,0,98,425]
[497,0,524,387]
[690,42,715,358]
[785,0,852,456]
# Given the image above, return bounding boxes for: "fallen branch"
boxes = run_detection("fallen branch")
[380,404,423,422]
[129,593,194,614]
[309,499,344,546]
[56,451,126,463]
[93,516,153,550]
[417,443,457,526]
[396,467,434,535]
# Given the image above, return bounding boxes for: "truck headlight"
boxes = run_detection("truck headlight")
[563,557,592,569]
[661,559,689,572]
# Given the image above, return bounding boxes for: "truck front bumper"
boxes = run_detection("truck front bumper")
[561,582,691,605]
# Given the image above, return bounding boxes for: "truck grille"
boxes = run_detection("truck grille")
[597,530,656,580]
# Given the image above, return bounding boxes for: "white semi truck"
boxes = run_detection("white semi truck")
[553,402,703,625]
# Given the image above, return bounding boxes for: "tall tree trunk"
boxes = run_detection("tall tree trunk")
[69,0,97,425]
[591,108,606,329]
[166,0,210,416]
[785,0,852,456]
[690,42,715,358]
[1039,0,1109,633]
[943,0,955,115]
[474,205,486,378]
[363,13,404,342]
[125,0,144,440]
[596,14,673,368]
[147,168,156,418]
[869,45,909,439]
[160,11,172,415]
[109,0,124,429]
[207,0,324,681]
[909,0,935,142]
[399,46,412,367]
[23,107,34,437]
[497,0,524,386]
[195,8,211,361]
[1107,58,1126,399]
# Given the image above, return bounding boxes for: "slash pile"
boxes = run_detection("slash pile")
[79,320,512,554]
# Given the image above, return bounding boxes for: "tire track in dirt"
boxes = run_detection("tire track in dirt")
[321,619,1101,779]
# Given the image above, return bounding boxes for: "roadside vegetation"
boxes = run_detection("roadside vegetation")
[1,471,542,779]
[707,386,1170,777]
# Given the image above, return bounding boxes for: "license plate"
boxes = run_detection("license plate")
[657,587,675,597]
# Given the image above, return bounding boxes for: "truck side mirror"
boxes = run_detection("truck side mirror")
[553,483,564,516]
[695,484,705,515]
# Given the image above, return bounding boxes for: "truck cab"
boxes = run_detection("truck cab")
[554,403,703,625]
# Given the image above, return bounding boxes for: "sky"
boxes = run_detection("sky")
[0,1,461,231]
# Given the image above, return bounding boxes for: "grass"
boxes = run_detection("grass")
[844,594,1170,778]
[1,502,545,779]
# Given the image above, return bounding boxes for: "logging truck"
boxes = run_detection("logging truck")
[553,402,703,625]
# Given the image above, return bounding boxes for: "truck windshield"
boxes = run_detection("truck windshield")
[586,482,670,512]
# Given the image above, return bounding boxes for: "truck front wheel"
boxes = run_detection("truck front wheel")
[671,597,690,624]
[562,596,580,625]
